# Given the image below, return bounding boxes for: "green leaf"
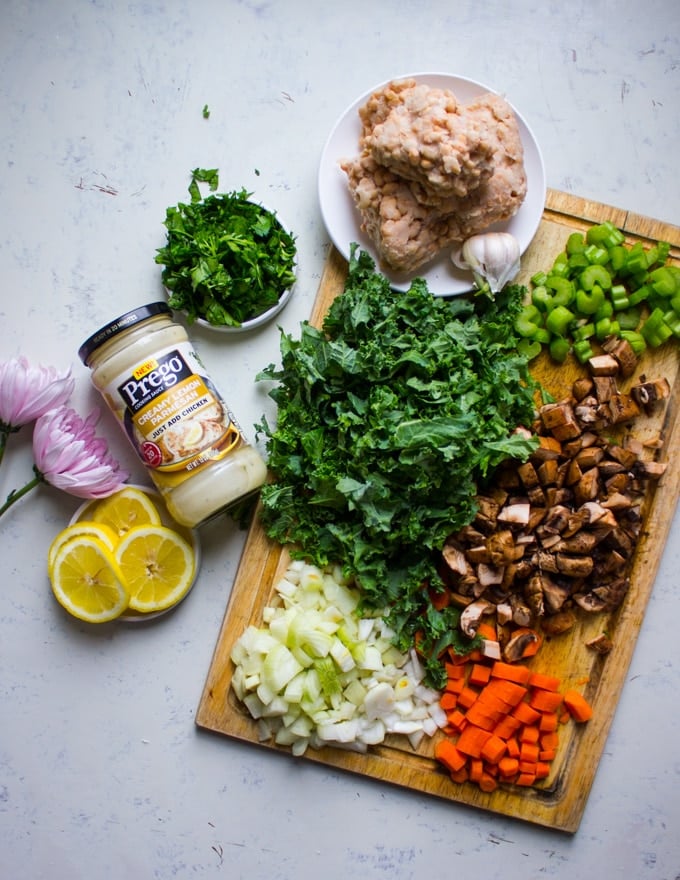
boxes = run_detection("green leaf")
[156,177,296,326]
[256,247,540,685]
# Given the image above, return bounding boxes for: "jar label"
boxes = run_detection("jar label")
[105,341,243,487]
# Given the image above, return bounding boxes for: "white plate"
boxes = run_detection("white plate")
[70,484,201,623]
[318,72,547,296]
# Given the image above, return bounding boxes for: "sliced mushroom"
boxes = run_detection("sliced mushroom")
[459,598,494,638]
[442,539,474,577]
[503,629,541,662]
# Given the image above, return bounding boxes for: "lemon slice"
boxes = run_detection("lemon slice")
[114,525,195,613]
[50,536,130,623]
[47,521,119,573]
[90,486,162,536]
[183,420,204,447]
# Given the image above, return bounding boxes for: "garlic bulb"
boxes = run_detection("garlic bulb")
[452,232,521,293]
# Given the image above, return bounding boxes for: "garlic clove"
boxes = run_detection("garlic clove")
[452,232,521,293]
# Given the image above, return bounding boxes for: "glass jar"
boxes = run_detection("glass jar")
[78,302,267,528]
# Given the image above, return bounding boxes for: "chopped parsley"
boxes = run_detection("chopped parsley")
[156,169,297,328]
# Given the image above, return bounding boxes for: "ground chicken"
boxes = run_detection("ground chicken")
[341,79,527,275]
[359,79,496,201]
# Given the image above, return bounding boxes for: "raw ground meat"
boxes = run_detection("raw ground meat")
[341,79,528,275]
[359,79,496,200]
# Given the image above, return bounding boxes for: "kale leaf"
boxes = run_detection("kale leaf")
[256,246,539,686]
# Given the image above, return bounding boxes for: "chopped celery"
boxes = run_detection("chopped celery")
[526,220,678,362]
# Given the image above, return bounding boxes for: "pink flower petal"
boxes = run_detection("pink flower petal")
[0,356,75,429]
[33,406,129,499]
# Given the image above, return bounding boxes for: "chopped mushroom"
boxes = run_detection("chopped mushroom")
[438,357,670,647]
[503,628,541,662]
[586,633,614,654]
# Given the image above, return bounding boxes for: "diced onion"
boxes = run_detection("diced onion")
[229,562,443,755]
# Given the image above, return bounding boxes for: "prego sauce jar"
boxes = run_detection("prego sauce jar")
[78,302,268,528]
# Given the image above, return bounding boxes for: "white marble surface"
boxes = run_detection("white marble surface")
[2,0,680,877]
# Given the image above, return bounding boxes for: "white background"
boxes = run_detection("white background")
[1,1,679,877]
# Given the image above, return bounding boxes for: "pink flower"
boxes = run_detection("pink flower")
[0,356,75,430]
[32,406,130,499]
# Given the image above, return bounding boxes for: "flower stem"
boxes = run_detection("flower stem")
[0,428,10,469]
[0,471,44,518]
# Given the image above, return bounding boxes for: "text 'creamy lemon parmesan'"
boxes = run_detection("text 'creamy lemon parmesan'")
[78,303,267,528]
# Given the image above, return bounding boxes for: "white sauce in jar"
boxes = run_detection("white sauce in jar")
[79,303,267,528]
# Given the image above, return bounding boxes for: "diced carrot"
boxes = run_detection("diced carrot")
[446,709,467,732]
[450,767,469,784]
[515,772,537,786]
[434,739,467,773]
[539,712,559,732]
[563,689,594,722]
[519,741,539,763]
[445,676,465,695]
[511,701,541,726]
[478,772,498,793]
[530,689,564,713]
[493,714,522,740]
[480,733,507,764]
[429,583,451,611]
[450,647,482,664]
[519,725,540,745]
[491,661,531,685]
[438,653,594,796]
[482,678,527,707]
[498,756,520,777]
[477,693,512,717]
[444,662,466,680]
[464,703,502,732]
[469,663,491,687]
[440,692,458,711]
[535,761,551,780]
[447,647,474,665]
[468,758,484,782]
[528,671,561,691]
[505,736,520,758]
[540,731,560,751]
[456,686,480,710]
[456,724,492,758]
[477,622,498,641]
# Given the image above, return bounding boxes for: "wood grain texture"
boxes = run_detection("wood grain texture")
[196,191,680,833]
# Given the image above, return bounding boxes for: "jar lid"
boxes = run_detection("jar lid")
[78,302,172,364]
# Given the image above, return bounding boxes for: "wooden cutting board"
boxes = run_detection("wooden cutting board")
[196,189,680,833]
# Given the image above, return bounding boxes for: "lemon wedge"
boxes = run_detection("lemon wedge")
[114,525,195,613]
[49,535,130,623]
[47,521,119,572]
[90,486,162,536]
